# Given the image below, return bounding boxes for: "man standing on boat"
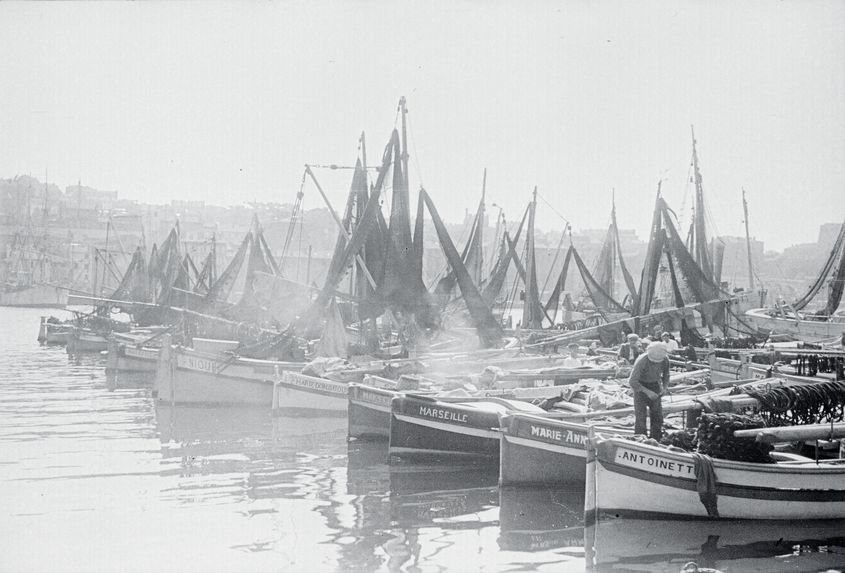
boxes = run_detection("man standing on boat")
[628,342,670,440]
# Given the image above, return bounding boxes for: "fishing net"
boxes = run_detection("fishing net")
[659,413,774,463]
[744,381,845,426]
[695,412,774,463]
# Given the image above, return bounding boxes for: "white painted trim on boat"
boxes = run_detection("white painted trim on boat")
[389,446,495,457]
[502,434,586,457]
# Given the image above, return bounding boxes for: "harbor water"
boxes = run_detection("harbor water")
[2,306,844,573]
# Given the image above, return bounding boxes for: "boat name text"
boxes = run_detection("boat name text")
[617,449,695,476]
[529,425,588,447]
[285,374,347,395]
[418,406,468,423]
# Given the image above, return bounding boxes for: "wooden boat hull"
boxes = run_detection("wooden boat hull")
[499,413,631,486]
[66,328,108,353]
[388,395,510,461]
[744,307,845,342]
[43,324,72,345]
[348,384,396,439]
[586,435,845,520]
[709,353,836,384]
[106,339,159,373]
[155,342,304,406]
[271,372,348,415]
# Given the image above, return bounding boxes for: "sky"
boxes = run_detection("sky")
[1,1,843,252]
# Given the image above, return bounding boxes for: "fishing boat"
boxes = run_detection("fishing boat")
[105,333,162,374]
[66,325,109,353]
[271,371,349,415]
[154,336,306,406]
[388,393,547,461]
[347,379,415,440]
[744,306,845,342]
[351,373,587,442]
[38,316,73,345]
[744,219,845,342]
[585,432,845,521]
[499,413,632,486]
[709,348,844,384]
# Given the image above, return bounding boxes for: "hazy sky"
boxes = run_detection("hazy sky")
[1,1,843,251]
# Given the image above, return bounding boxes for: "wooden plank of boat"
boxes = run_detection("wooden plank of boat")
[734,422,845,443]
[586,433,845,520]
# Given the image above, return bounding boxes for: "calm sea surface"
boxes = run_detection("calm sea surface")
[1,307,844,573]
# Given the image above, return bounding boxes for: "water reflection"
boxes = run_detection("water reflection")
[498,487,585,553]
[106,369,155,391]
[586,517,845,572]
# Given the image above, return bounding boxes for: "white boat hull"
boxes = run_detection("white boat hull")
[106,339,159,373]
[499,413,632,486]
[587,435,845,521]
[272,372,349,415]
[744,307,845,342]
[155,342,304,406]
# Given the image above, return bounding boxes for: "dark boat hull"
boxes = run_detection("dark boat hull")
[499,413,633,486]
[348,384,397,440]
[388,395,502,461]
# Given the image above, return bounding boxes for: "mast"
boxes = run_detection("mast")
[210,233,217,288]
[102,220,110,296]
[609,191,617,301]
[478,168,486,287]
[742,188,755,291]
[690,125,713,280]
[399,97,409,192]
[522,186,542,329]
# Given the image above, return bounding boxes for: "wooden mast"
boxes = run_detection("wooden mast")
[690,125,713,280]
[742,188,755,291]
[399,97,409,192]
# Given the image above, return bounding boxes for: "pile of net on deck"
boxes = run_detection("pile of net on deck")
[661,380,845,463]
[662,413,774,463]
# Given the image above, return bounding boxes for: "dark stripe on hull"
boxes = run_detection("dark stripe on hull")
[389,414,499,461]
[600,459,845,502]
